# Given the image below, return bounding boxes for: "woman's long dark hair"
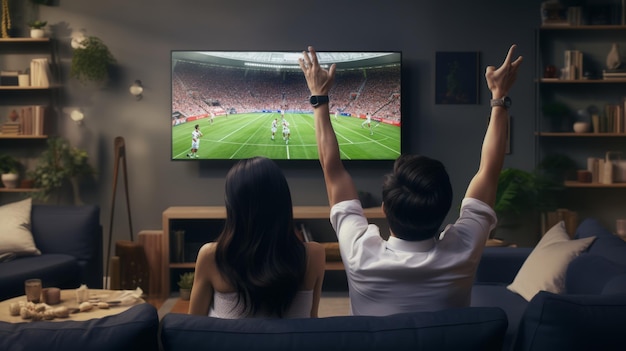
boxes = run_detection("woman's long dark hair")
[215,157,306,317]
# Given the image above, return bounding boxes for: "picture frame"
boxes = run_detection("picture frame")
[435,51,480,105]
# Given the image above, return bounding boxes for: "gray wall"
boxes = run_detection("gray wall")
[13,1,541,254]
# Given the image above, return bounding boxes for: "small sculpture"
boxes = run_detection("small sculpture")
[607,43,622,69]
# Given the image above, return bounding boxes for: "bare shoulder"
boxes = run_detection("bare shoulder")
[197,242,217,261]
[305,241,326,262]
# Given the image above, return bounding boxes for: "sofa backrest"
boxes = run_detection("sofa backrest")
[567,218,626,295]
[0,303,159,351]
[513,291,626,351]
[160,307,508,351]
[565,254,626,294]
[30,205,103,288]
[575,218,626,266]
[31,205,101,260]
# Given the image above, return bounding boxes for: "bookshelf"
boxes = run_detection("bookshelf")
[0,38,58,194]
[535,20,626,224]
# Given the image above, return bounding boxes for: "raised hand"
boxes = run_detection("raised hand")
[299,46,336,96]
[485,44,523,99]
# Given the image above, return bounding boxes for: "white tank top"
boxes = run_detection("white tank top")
[208,290,313,319]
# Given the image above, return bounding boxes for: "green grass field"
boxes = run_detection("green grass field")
[172,112,401,160]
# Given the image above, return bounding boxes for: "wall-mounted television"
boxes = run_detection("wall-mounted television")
[171,50,402,161]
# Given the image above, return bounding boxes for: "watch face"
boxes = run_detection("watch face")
[309,95,328,106]
[503,96,512,107]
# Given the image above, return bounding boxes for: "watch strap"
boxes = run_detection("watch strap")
[310,95,329,107]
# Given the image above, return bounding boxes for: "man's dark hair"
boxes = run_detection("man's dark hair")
[382,154,453,241]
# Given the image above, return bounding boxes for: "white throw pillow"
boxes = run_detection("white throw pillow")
[507,221,595,301]
[0,198,40,256]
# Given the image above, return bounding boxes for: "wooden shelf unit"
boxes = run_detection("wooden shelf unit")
[534,22,626,225]
[160,206,384,297]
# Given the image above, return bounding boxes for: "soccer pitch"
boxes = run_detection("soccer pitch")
[172,112,401,160]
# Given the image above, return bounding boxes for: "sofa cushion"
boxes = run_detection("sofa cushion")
[475,247,533,284]
[31,205,100,261]
[565,254,626,294]
[575,218,626,266]
[602,274,626,295]
[161,307,508,351]
[471,284,528,351]
[0,198,40,257]
[507,221,595,301]
[0,303,159,351]
[513,291,626,351]
[0,254,80,300]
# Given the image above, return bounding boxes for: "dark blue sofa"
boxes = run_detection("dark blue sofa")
[472,218,626,351]
[0,303,159,351]
[159,307,508,351]
[0,205,103,300]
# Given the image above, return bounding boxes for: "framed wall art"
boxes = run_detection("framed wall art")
[435,51,480,105]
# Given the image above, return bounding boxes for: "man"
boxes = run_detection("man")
[187,124,203,158]
[271,118,278,140]
[282,119,290,145]
[361,112,373,135]
[299,45,522,315]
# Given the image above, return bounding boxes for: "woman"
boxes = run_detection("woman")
[189,157,326,318]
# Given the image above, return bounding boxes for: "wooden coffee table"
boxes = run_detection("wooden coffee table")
[0,289,145,323]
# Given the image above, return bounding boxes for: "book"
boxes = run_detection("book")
[30,58,51,87]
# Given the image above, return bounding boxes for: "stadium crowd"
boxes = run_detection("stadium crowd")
[172,61,401,122]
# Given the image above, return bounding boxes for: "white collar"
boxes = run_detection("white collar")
[386,235,437,252]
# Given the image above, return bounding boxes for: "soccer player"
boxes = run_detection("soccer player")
[209,112,215,125]
[271,118,278,140]
[334,109,340,121]
[187,124,203,158]
[282,119,290,144]
[361,112,373,135]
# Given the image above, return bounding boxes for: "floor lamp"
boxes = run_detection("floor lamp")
[105,136,134,288]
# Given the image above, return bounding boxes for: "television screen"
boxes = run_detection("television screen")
[171,50,402,160]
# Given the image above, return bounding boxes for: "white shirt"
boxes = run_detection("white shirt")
[330,198,496,316]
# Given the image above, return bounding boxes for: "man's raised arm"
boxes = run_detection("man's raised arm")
[300,46,358,206]
[465,44,523,207]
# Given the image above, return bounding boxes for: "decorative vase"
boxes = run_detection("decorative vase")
[607,43,622,70]
[179,288,191,300]
[1,173,19,188]
[573,121,591,133]
[8,110,18,122]
[30,29,44,39]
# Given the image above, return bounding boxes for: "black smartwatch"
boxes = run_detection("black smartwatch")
[309,95,329,108]
[490,96,512,110]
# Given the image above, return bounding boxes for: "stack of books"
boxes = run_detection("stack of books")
[1,122,21,135]
[603,69,626,79]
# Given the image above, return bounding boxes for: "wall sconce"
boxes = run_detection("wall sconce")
[129,80,143,101]
[70,109,84,124]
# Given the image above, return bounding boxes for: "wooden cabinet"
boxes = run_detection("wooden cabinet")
[535,24,626,228]
[160,206,386,297]
[0,38,58,194]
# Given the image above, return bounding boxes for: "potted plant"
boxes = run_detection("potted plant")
[0,153,20,188]
[29,137,95,203]
[493,167,561,244]
[70,34,116,84]
[177,272,194,300]
[28,20,46,38]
